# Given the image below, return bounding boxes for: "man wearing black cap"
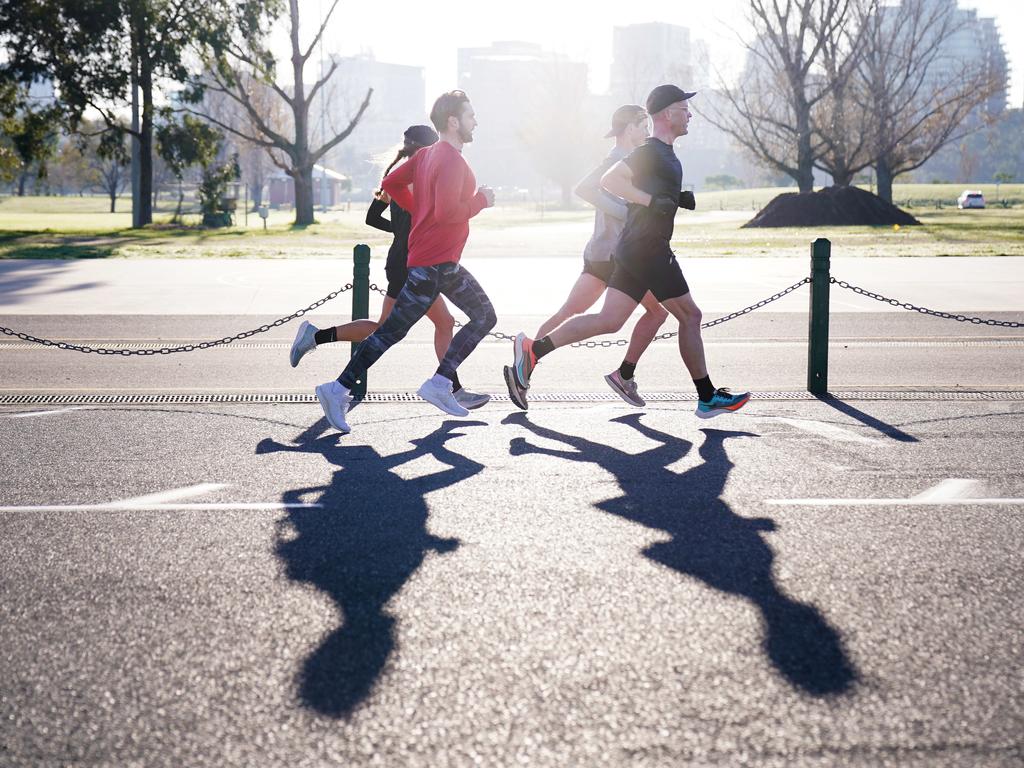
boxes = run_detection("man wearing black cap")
[504,104,668,409]
[506,85,750,419]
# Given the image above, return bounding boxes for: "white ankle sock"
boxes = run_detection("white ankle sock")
[429,374,452,390]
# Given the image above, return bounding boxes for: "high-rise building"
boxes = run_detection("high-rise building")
[899,0,1008,115]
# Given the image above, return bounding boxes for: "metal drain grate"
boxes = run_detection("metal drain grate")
[1,390,1023,406]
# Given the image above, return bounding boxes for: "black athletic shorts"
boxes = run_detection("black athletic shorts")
[608,240,689,303]
[582,259,615,283]
[384,263,408,299]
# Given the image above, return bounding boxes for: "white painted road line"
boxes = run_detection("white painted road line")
[4,407,89,418]
[767,479,1024,506]
[909,478,981,503]
[107,483,230,507]
[0,503,323,512]
[763,416,880,445]
[0,484,321,513]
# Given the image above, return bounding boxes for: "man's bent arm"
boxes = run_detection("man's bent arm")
[381,160,416,213]
[601,161,651,207]
[575,159,627,220]
[432,160,487,224]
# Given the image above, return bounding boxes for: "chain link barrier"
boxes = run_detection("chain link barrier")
[0,284,353,355]
[5,272,1017,356]
[830,278,1024,328]
[569,277,811,348]
[375,278,813,348]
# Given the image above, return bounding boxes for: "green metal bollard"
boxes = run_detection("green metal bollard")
[807,238,831,395]
[350,244,371,399]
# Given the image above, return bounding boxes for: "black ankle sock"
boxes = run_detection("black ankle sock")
[314,327,337,345]
[694,375,715,402]
[619,360,636,380]
[450,371,462,393]
[533,335,555,360]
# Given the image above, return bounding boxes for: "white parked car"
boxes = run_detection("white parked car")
[957,190,986,209]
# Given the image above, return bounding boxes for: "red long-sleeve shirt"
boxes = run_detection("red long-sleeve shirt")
[381,140,488,267]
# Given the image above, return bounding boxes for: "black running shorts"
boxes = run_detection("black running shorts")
[608,240,689,303]
[582,259,615,283]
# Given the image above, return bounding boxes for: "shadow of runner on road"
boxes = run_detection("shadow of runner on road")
[503,412,857,696]
[257,417,486,718]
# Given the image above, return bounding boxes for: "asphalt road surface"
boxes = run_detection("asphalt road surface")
[1,395,1022,767]
[2,255,1022,766]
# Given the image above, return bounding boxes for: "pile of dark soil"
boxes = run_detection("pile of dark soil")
[742,185,920,228]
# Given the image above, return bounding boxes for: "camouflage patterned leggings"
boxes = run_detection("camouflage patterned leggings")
[338,262,497,389]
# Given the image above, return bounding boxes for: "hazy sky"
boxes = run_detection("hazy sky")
[299,0,1022,110]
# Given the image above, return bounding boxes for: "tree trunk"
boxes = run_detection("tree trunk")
[249,180,262,209]
[293,167,314,226]
[795,98,815,193]
[17,170,27,196]
[174,179,183,223]
[138,48,154,226]
[876,159,894,204]
[289,0,313,227]
[110,188,117,213]
[831,169,854,187]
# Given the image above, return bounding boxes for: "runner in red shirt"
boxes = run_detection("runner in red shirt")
[315,90,496,433]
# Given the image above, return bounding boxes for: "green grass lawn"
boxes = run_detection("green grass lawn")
[0,187,1021,260]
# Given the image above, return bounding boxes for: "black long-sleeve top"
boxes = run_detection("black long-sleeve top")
[366,197,412,270]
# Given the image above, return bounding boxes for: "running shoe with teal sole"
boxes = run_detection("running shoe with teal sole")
[695,388,751,419]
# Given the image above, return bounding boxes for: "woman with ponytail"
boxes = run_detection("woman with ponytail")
[288,124,488,409]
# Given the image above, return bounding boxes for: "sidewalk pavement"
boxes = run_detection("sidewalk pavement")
[2,256,1023,315]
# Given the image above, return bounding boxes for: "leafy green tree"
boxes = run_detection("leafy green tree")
[0,0,209,224]
[156,114,222,221]
[0,80,59,195]
[198,154,240,227]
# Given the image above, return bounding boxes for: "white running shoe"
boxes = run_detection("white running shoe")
[417,377,469,417]
[290,320,318,368]
[315,380,352,432]
[604,370,646,407]
[454,388,491,410]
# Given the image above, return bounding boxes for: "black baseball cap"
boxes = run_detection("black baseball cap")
[604,104,647,138]
[404,124,439,147]
[646,84,697,115]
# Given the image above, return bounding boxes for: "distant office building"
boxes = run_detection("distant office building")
[609,23,694,104]
[457,41,593,194]
[884,0,1008,115]
[312,53,427,195]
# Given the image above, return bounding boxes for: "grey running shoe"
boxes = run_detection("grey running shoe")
[503,365,528,410]
[604,370,646,407]
[454,388,491,410]
[417,377,469,417]
[315,380,352,432]
[290,320,318,368]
